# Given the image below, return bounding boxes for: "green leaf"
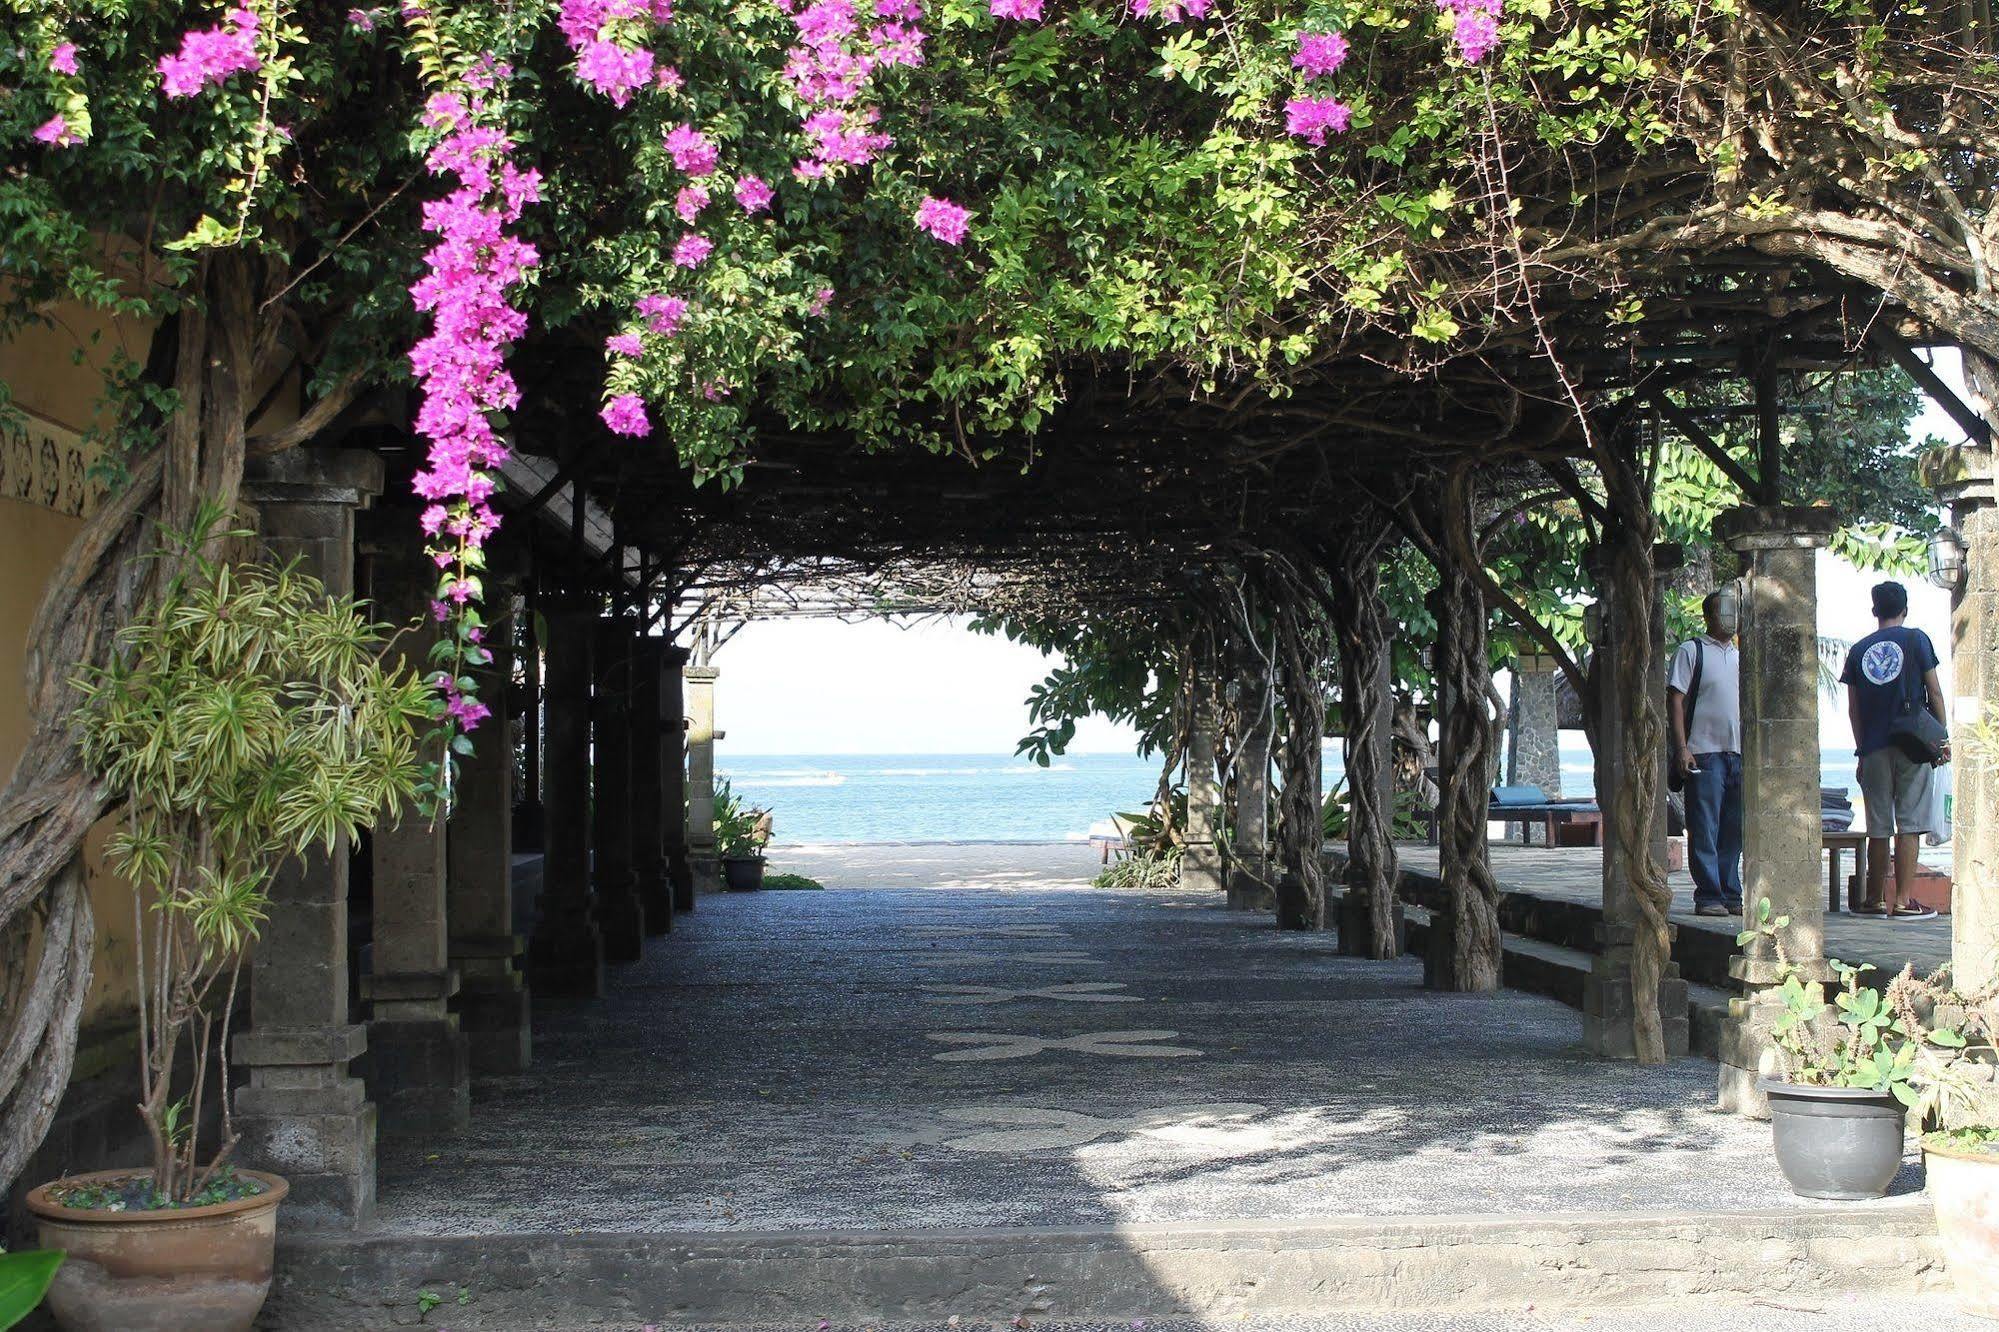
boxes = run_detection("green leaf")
[0,1251,64,1329]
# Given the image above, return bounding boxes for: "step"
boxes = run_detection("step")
[1384,897,1733,1060]
[267,1202,1944,1329]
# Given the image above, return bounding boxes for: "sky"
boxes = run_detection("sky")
[712,355,1974,757]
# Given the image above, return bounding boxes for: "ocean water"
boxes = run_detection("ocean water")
[720,737,1867,846]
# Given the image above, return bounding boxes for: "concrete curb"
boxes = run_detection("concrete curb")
[267,1202,1944,1328]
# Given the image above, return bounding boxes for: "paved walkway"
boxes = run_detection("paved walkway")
[1395,844,1954,978]
[376,854,1923,1237]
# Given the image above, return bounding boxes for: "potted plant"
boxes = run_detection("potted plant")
[1742,901,1932,1200]
[714,779,770,891]
[1890,964,1999,1318]
[25,509,431,1332]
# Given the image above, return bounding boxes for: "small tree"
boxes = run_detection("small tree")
[69,506,434,1206]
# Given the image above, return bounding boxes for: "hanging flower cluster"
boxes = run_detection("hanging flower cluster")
[1285,28,1353,146]
[1129,0,1209,22]
[557,0,677,105]
[157,6,263,98]
[778,0,922,180]
[31,31,88,147]
[915,195,971,245]
[406,67,542,732]
[1438,0,1503,62]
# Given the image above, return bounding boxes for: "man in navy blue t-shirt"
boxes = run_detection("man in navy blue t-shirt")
[1838,580,1948,920]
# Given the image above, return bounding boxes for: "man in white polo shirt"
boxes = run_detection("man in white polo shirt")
[1667,588,1743,917]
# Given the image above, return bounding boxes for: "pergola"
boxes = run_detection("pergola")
[254,248,1968,1217]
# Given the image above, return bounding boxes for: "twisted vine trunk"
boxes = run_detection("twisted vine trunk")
[1329,517,1400,959]
[1426,471,1502,991]
[0,255,266,1192]
[1274,607,1327,929]
[1595,441,1672,1065]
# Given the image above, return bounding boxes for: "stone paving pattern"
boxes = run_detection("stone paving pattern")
[375,845,1924,1236]
[1398,844,1954,978]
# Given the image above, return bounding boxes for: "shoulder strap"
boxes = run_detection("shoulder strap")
[1684,640,1704,736]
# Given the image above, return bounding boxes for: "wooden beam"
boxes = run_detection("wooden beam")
[1648,390,1762,499]
[1865,325,1994,448]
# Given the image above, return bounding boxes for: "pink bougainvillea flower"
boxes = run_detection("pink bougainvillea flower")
[574,39,656,106]
[601,393,651,436]
[672,232,714,267]
[734,174,775,212]
[1292,30,1348,78]
[33,113,80,147]
[663,122,719,176]
[157,7,262,98]
[49,42,79,74]
[1129,0,1206,19]
[1284,95,1352,145]
[1437,0,1502,62]
[606,332,644,356]
[635,293,688,335]
[347,8,377,31]
[674,184,710,223]
[655,63,685,91]
[808,286,835,316]
[914,195,970,245]
[990,0,1043,18]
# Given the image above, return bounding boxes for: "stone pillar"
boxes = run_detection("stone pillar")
[662,645,695,912]
[1941,469,1999,991]
[1180,679,1226,894]
[514,581,544,852]
[1508,652,1564,810]
[359,522,470,1135]
[232,448,381,1227]
[1226,661,1273,910]
[630,635,674,934]
[685,664,722,895]
[529,591,605,997]
[1714,507,1837,1112]
[1581,547,1689,1060]
[447,589,531,1075]
[593,618,646,959]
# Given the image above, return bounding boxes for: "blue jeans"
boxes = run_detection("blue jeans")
[1685,751,1743,910]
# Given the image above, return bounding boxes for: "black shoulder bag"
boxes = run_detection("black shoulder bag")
[1668,640,1704,793]
[1887,631,1949,764]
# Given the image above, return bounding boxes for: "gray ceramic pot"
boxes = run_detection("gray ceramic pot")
[1758,1078,1907,1200]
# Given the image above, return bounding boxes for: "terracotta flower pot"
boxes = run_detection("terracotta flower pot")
[1926,1141,1999,1320]
[25,1168,288,1332]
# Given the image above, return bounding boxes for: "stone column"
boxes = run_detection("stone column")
[662,645,695,912]
[629,634,673,933]
[447,589,531,1075]
[1714,507,1838,1112]
[359,521,469,1135]
[529,591,605,997]
[685,664,722,894]
[232,448,381,1227]
[1180,678,1226,894]
[593,618,646,959]
[1508,652,1564,810]
[1226,659,1273,911]
[1938,468,1999,990]
[1581,547,1689,1060]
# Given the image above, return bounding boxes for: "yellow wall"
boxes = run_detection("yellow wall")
[1,303,154,1047]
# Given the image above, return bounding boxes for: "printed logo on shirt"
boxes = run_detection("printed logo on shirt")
[1860,639,1905,686]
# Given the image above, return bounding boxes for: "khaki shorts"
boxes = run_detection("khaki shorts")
[1858,747,1935,837]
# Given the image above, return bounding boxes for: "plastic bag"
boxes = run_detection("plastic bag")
[1926,761,1953,848]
